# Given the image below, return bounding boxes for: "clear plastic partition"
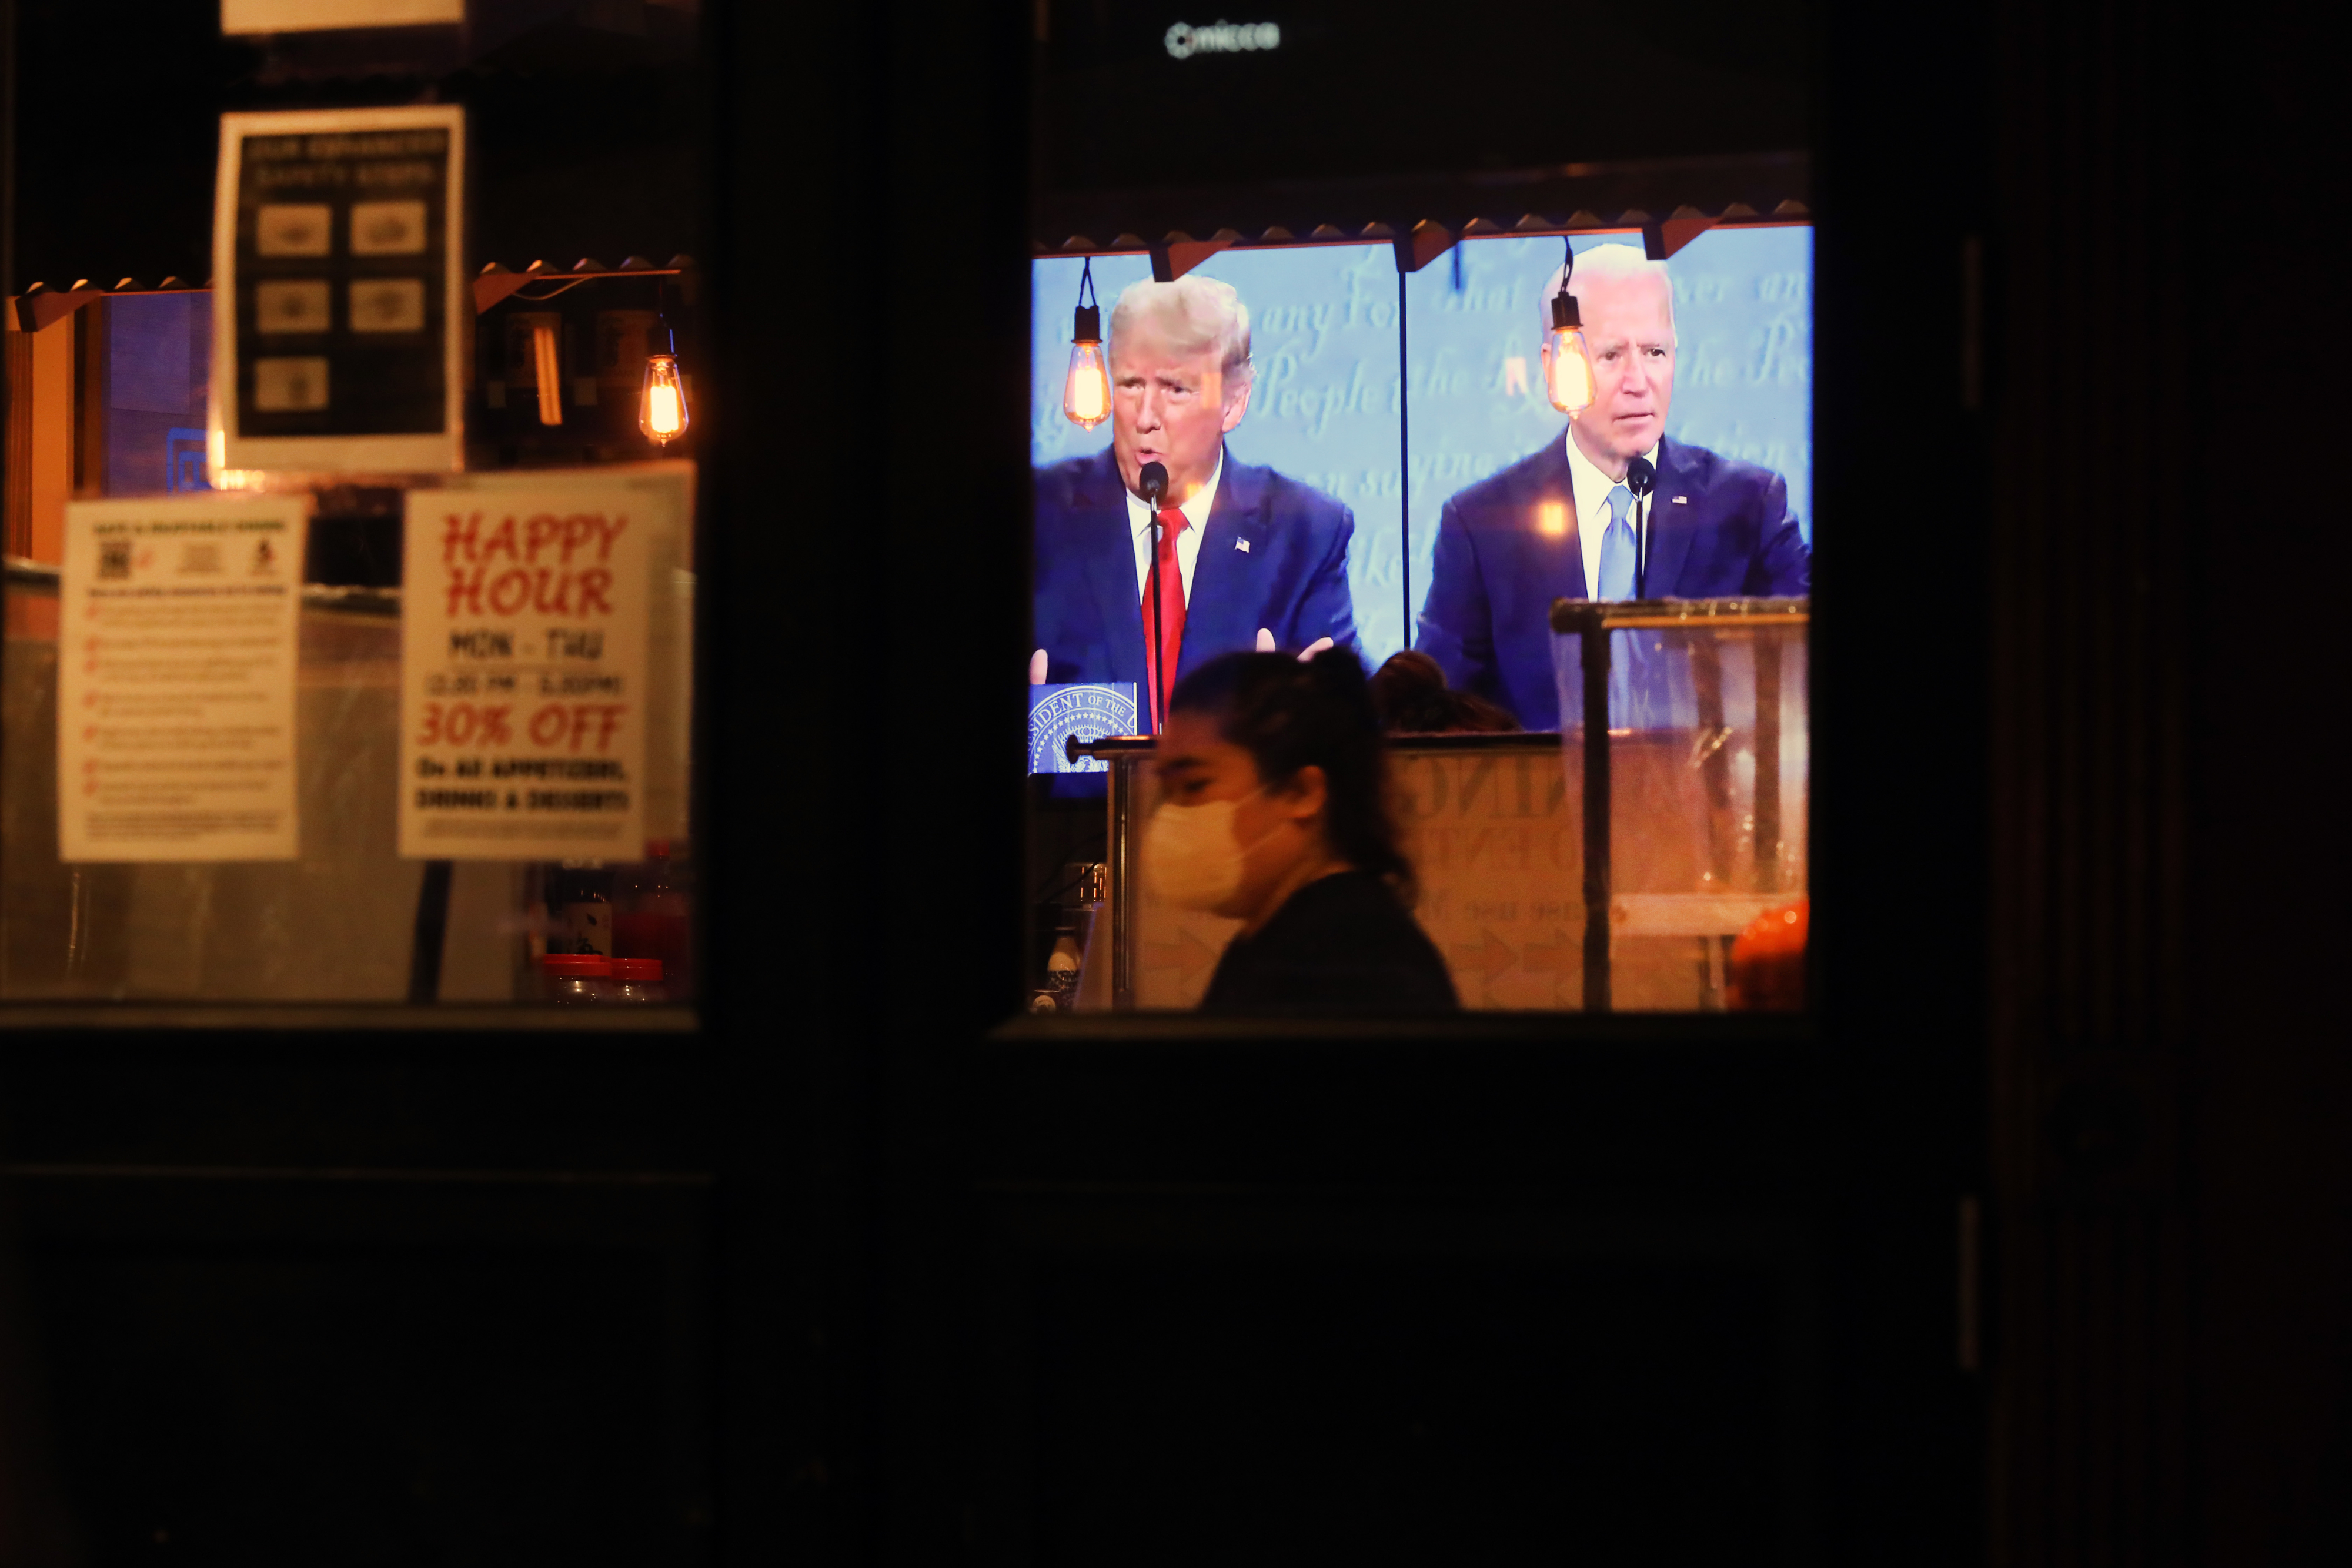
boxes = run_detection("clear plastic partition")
[4,567,419,1001]
[1549,598,1809,1011]
[1076,597,1805,1014]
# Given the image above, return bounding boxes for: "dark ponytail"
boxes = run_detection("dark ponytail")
[1167,647,1416,902]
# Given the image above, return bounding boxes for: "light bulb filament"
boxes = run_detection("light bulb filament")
[533,322,563,426]
[647,383,681,436]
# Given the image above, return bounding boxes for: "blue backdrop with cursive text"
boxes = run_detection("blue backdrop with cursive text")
[1031,224,1811,675]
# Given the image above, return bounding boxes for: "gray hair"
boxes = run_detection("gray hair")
[1110,273,1254,394]
[1536,242,1675,342]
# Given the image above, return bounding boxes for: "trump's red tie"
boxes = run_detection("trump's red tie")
[1142,507,1188,731]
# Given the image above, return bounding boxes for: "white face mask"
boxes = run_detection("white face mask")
[1142,787,1278,912]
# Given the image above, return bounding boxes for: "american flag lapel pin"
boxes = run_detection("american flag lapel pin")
[1236,539,1251,552]
[1672,494,1689,504]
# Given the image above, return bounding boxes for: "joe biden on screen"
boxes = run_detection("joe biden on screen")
[1416,243,1810,730]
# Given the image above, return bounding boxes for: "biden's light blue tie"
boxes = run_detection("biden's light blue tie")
[1595,482,1636,600]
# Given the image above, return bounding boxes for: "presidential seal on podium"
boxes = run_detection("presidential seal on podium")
[1027,683,1139,774]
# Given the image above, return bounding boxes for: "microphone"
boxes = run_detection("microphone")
[1137,460,1172,730]
[1625,457,1657,597]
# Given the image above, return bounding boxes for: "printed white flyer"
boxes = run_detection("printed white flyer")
[58,494,308,862]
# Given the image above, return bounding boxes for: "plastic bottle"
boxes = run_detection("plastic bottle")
[542,953,613,1005]
[614,841,692,996]
[609,957,667,1004]
[1038,932,1082,1011]
[547,862,616,956]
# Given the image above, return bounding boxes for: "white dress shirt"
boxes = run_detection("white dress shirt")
[1124,449,1222,605]
[1564,432,1661,599]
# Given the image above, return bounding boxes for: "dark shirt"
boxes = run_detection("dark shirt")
[1198,871,1460,1016]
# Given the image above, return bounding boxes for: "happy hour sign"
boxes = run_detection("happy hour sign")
[398,475,676,860]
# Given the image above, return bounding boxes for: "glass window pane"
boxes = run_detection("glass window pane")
[1027,221,1812,1017]
[2,287,697,1011]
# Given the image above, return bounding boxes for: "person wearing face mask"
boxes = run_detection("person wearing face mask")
[1145,648,1458,1015]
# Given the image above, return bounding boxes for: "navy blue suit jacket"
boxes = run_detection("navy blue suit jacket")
[1416,434,1810,730]
[1033,446,1359,698]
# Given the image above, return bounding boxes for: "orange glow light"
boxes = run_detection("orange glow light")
[1064,338,1111,428]
[639,354,689,444]
[533,322,563,426]
[1545,325,1593,416]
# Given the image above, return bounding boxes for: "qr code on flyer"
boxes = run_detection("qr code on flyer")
[98,539,132,580]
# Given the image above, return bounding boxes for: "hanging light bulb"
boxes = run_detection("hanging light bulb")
[1544,236,1595,416]
[1062,256,1111,429]
[640,353,687,444]
[1064,330,1109,428]
[639,292,689,445]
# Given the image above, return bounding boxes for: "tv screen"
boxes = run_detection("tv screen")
[1028,220,1810,754]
